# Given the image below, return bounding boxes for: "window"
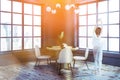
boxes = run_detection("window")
[78,0,120,52]
[1,12,11,24]
[0,0,42,52]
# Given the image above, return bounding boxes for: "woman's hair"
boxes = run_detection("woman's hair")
[95,27,102,36]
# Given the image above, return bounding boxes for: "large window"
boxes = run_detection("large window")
[78,0,120,52]
[0,0,41,52]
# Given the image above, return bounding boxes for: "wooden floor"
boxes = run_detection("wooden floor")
[0,54,120,80]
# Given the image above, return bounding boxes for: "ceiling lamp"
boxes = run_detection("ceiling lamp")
[46,6,52,12]
[51,9,56,14]
[56,3,61,8]
[65,4,71,10]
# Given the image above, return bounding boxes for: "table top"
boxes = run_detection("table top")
[46,46,79,51]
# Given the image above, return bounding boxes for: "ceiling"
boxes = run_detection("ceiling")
[10,0,104,5]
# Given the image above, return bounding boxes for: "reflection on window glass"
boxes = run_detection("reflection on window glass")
[13,14,22,24]
[79,38,86,48]
[88,15,96,25]
[79,5,87,15]
[34,16,41,25]
[13,38,22,50]
[13,26,22,37]
[1,12,11,24]
[109,12,119,24]
[109,0,119,12]
[24,38,32,49]
[79,27,86,36]
[13,2,22,13]
[1,38,11,51]
[24,3,32,14]
[24,26,32,36]
[79,16,86,25]
[88,38,93,49]
[88,26,94,36]
[109,25,119,37]
[98,1,107,13]
[34,38,41,48]
[24,15,32,25]
[1,25,11,37]
[34,5,41,15]
[34,27,41,36]
[109,38,119,51]
[98,13,107,24]
[88,3,96,14]
[1,0,11,11]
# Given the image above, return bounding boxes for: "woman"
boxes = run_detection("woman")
[92,26,103,74]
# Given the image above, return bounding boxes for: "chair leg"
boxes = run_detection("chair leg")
[35,59,38,66]
[69,63,73,75]
[85,61,89,69]
[73,59,75,68]
[38,59,41,65]
[46,58,51,64]
[47,59,49,64]
[58,63,62,75]
[49,58,51,64]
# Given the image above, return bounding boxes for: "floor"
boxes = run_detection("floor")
[0,60,120,80]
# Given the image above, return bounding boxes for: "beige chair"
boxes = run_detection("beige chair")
[73,47,89,69]
[57,46,73,74]
[34,45,51,66]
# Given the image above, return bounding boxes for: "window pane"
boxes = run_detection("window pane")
[101,25,107,37]
[88,26,94,36]
[13,2,22,13]
[98,13,107,24]
[13,14,22,24]
[109,12,119,24]
[1,12,11,24]
[98,1,108,13]
[24,26,32,36]
[13,26,22,37]
[33,5,41,15]
[88,15,96,25]
[24,15,32,25]
[79,5,87,15]
[88,38,93,49]
[79,16,87,25]
[109,25,119,37]
[79,26,86,36]
[13,38,22,50]
[34,16,41,25]
[24,38,32,49]
[34,38,41,48]
[34,26,41,36]
[109,38,119,51]
[1,25,11,37]
[1,38,11,51]
[24,3,32,14]
[1,0,11,12]
[109,0,119,12]
[88,3,96,14]
[102,38,107,50]
[79,38,86,48]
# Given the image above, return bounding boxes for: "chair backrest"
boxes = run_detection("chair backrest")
[85,47,89,59]
[35,45,41,58]
[57,47,73,63]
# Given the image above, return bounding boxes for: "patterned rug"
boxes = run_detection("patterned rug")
[0,62,120,80]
